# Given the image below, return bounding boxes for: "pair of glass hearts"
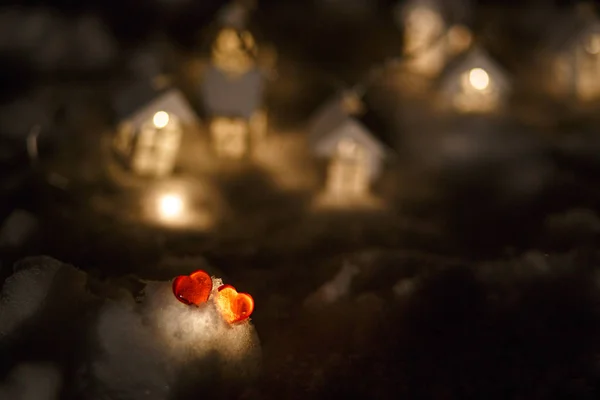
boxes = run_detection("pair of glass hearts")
[172,270,254,324]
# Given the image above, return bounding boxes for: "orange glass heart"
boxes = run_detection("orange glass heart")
[216,284,254,323]
[172,270,212,306]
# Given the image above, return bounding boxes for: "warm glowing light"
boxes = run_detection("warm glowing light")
[172,270,213,306]
[153,111,170,128]
[337,138,359,158]
[216,284,254,324]
[575,35,600,101]
[158,194,184,219]
[447,25,472,54]
[468,68,490,91]
[341,93,364,115]
[585,34,600,54]
[211,117,248,158]
[327,139,369,196]
[250,109,268,140]
[402,5,446,76]
[212,28,256,75]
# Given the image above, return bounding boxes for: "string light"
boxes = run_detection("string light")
[468,68,490,91]
[153,111,170,129]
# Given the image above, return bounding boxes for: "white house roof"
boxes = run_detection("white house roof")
[311,118,386,160]
[114,81,197,127]
[308,96,351,143]
[200,65,264,119]
[438,46,511,96]
[308,94,388,159]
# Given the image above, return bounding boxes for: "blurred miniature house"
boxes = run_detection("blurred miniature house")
[543,5,600,102]
[308,92,387,196]
[201,66,265,159]
[394,0,448,76]
[438,47,510,114]
[112,78,198,177]
[393,0,473,76]
[211,26,258,77]
[200,17,266,159]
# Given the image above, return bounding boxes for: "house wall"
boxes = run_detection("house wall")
[313,120,385,182]
[133,119,183,177]
[574,42,600,101]
[445,69,504,113]
[551,53,572,98]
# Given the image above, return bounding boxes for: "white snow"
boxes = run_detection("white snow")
[90,276,261,400]
[0,363,62,400]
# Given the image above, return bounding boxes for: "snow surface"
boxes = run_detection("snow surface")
[0,256,261,400]
[89,277,261,400]
[0,363,62,400]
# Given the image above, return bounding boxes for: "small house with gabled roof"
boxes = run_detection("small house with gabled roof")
[393,0,474,76]
[542,7,600,102]
[200,63,266,159]
[437,46,511,113]
[394,0,448,76]
[112,77,198,177]
[308,91,390,196]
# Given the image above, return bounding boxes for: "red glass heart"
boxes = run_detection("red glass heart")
[172,270,213,306]
[215,284,254,324]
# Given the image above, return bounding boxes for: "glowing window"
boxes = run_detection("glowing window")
[468,68,490,91]
[131,115,182,176]
[211,117,248,159]
[153,111,170,128]
[158,194,184,219]
[327,139,369,195]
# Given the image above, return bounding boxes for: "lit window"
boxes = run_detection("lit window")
[131,114,182,176]
[468,68,490,91]
[327,139,368,196]
[153,111,170,128]
[158,194,184,220]
[211,117,248,158]
[453,68,500,113]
